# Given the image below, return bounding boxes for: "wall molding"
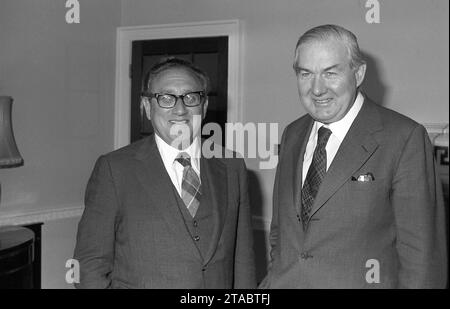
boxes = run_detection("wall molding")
[0,205,270,232]
[114,19,242,149]
[423,123,449,135]
[423,123,449,155]
[0,205,84,227]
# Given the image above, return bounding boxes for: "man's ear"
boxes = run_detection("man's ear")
[355,63,367,88]
[141,96,152,120]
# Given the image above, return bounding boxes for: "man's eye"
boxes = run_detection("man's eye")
[184,94,196,102]
[299,72,311,78]
[325,71,337,77]
[184,93,201,104]
[159,95,174,103]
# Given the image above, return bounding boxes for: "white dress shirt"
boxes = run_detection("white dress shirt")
[155,134,201,196]
[302,92,364,184]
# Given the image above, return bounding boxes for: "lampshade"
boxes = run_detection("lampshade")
[0,96,24,168]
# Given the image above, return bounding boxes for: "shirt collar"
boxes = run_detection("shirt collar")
[315,91,364,142]
[155,134,201,171]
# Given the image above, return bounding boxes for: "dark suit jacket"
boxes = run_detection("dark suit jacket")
[74,135,256,288]
[261,97,447,288]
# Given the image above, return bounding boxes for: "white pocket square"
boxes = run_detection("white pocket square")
[351,172,375,182]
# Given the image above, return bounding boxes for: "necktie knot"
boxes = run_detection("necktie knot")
[317,126,332,148]
[175,153,191,168]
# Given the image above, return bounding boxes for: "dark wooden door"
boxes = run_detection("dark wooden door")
[130,37,228,144]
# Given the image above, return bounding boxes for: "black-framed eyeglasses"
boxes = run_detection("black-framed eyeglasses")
[142,91,206,108]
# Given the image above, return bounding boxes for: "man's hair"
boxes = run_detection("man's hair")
[294,24,366,69]
[143,57,210,93]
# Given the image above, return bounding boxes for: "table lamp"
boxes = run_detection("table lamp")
[0,96,24,203]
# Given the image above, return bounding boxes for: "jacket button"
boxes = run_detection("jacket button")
[194,236,200,241]
[193,220,198,227]
[201,267,206,272]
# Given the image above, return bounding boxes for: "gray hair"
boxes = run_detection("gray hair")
[143,57,210,93]
[294,24,366,69]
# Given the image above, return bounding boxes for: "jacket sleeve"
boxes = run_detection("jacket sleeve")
[73,155,119,289]
[392,124,447,288]
[233,158,257,288]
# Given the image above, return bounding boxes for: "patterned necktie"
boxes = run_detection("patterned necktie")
[175,153,201,217]
[301,126,332,228]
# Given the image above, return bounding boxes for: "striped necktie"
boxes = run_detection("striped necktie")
[301,126,332,229]
[175,153,201,217]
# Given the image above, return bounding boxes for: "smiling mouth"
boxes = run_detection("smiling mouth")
[313,98,333,105]
[169,119,189,124]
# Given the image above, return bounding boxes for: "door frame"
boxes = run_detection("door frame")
[114,20,242,149]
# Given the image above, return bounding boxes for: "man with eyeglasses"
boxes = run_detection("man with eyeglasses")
[74,58,256,289]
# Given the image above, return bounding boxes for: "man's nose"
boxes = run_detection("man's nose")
[172,97,187,115]
[312,76,327,96]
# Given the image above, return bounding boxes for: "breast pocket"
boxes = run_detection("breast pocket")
[339,177,390,223]
[347,179,380,192]
[347,171,388,192]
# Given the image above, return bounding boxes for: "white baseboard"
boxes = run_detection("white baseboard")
[0,205,84,227]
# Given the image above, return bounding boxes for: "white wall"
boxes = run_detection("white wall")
[0,0,120,213]
[0,0,121,288]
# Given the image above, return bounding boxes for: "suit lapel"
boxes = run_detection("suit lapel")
[293,118,314,211]
[276,117,313,240]
[200,156,227,265]
[308,99,383,222]
[135,136,202,261]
